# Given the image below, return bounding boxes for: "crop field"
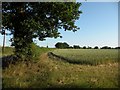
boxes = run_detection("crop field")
[2,47,119,88]
[52,49,118,65]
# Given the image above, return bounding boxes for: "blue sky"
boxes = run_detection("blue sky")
[0,2,118,48]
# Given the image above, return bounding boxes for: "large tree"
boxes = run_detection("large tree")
[2,2,82,60]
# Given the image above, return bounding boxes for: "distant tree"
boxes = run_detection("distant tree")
[2,2,82,60]
[83,46,86,49]
[114,47,120,49]
[101,46,111,49]
[94,46,99,49]
[108,46,111,49]
[73,45,80,49]
[55,42,69,49]
[87,46,92,49]
[63,42,69,49]
[68,46,73,49]
[55,42,61,48]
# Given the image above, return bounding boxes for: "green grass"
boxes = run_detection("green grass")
[30,44,55,62]
[2,48,119,88]
[52,49,118,65]
[0,47,14,57]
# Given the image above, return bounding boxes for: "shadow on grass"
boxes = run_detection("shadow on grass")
[48,83,91,88]
[1,55,19,69]
[29,82,92,88]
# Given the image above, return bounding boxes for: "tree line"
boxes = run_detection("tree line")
[55,42,120,49]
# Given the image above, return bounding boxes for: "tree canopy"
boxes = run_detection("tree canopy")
[2,2,82,40]
[73,45,80,49]
[2,2,82,60]
[55,42,69,49]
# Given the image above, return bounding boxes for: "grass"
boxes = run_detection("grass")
[2,47,119,88]
[52,49,118,65]
[0,47,14,57]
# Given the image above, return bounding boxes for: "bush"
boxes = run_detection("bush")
[14,42,41,61]
[30,43,41,61]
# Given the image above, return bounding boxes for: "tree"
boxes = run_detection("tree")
[94,46,99,49]
[101,46,111,49]
[87,46,92,49]
[73,45,80,49]
[68,46,73,49]
[83,46,86,49]
[2,2,82,60]
[115,47,120,49]
[55,42,69,49]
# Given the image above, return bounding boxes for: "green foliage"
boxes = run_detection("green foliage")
[30,43,55,61]
[55,42,69,49]
[2,2,82,39]
[114,47,120,49]
[73,45,80,49]
[94,46,99,49]
[2,2,82,60]
[101,46,111,49]
[83,46,86,49]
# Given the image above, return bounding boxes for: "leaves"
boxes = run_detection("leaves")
[2,2,82,60]
[2,2,82,40]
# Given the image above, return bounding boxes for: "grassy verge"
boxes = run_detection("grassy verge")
[2,46,55,88]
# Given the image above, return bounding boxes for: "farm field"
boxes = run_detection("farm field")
[2,47,119,88]
[52,49,118,65]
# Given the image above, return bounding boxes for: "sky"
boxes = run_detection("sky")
[0,2,118,48]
